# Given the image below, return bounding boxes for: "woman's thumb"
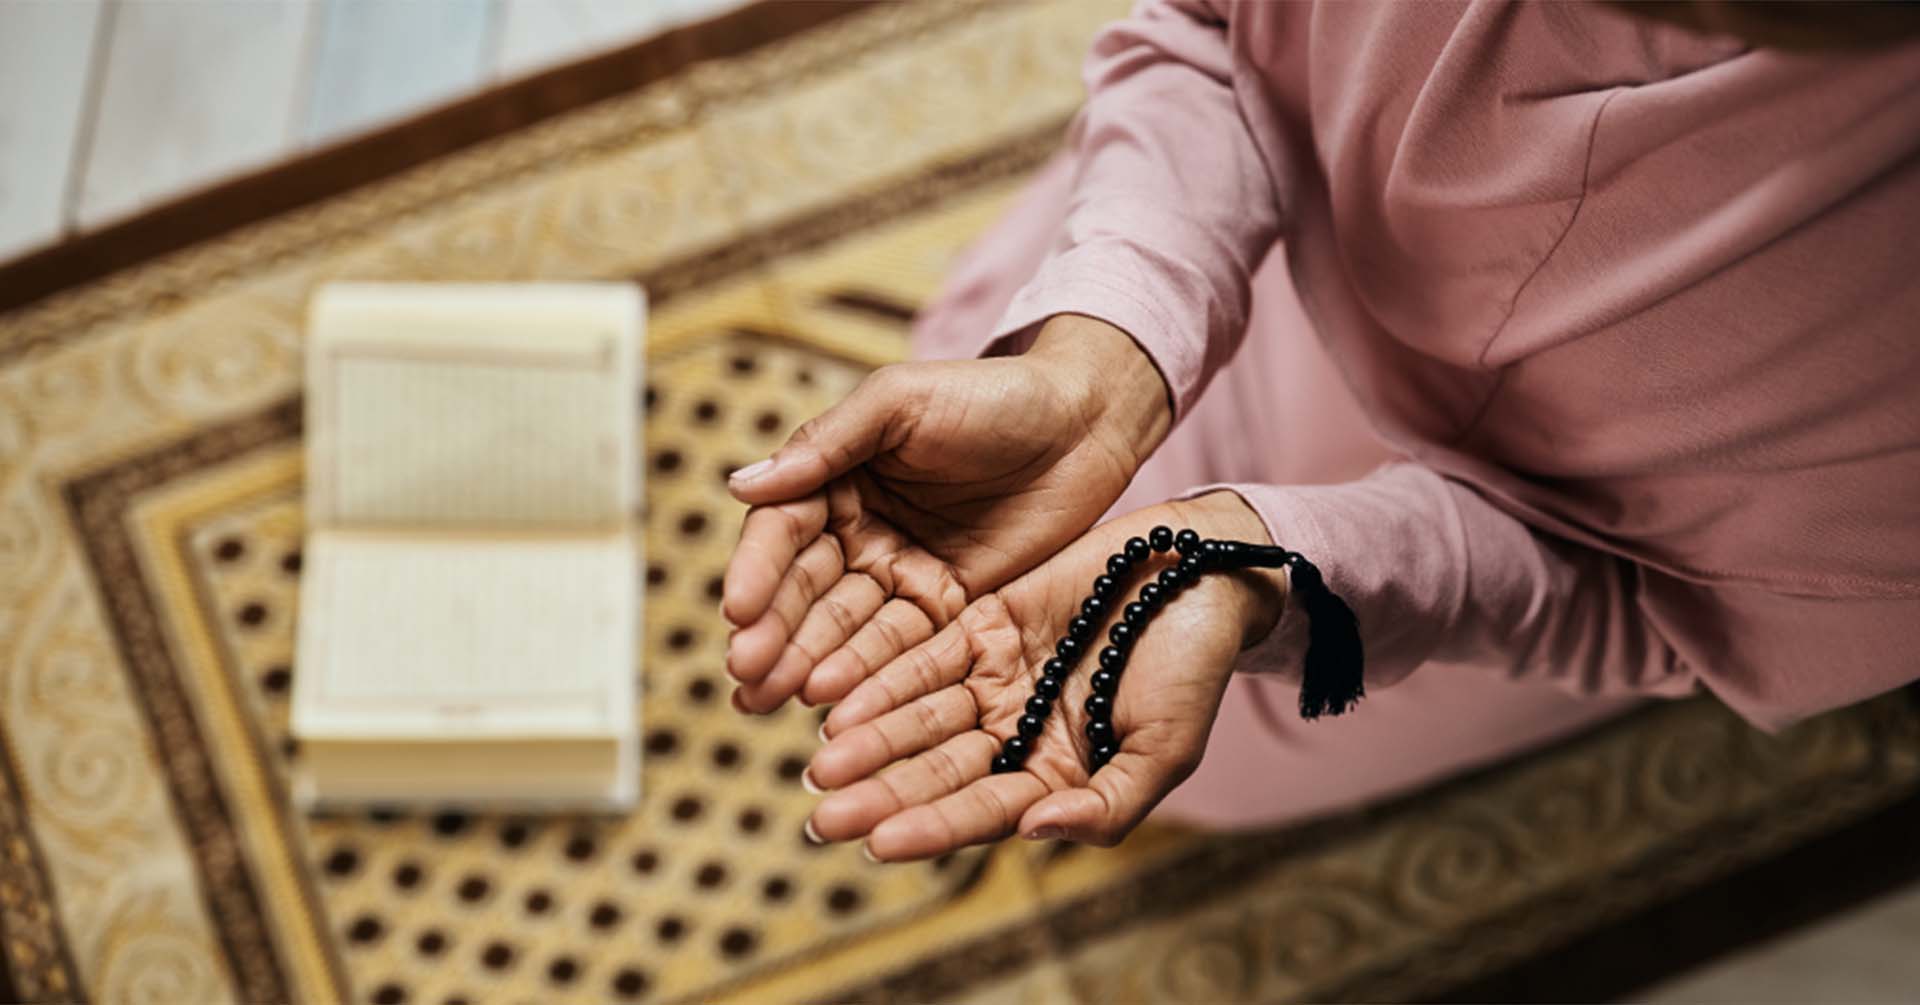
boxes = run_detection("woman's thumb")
[727,368,909,502]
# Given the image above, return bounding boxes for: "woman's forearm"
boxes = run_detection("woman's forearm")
[982,0,1287,423]
[1191,465,1696,701]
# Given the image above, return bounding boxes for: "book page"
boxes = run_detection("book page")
[305,282,642,530]
[330,354,620,527]
[293,530,638,738]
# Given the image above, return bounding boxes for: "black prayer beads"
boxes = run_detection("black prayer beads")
[990,525,1365,778]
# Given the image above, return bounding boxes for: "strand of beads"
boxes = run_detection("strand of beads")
[992,524,1309,777]
[991,524,1194,775]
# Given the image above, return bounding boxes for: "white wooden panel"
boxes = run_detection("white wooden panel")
[303,0,493,145]
[1643,882,1920,1003]
[670,0,751,30]
[0,0,105,259]
[492,0,679,78]
[75,0,313,228]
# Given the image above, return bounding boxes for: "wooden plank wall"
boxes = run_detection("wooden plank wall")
[0,0,734,260]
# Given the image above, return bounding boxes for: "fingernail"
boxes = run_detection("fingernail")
[728,458,775,486]
[723,636,742,681]
[817,722,830,744]
[801,768,825,796]
[802,818,825,845]
[1025,826,1064,842]
[861,843,883,864]
[730,689,751,714]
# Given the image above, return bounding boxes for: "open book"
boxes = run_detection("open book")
[291,282,643,810]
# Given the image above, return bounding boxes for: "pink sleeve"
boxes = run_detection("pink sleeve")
[983,0,1282,420]
[1195,465,1699,702]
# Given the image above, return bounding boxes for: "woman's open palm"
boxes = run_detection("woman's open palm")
[799,500,1280,858]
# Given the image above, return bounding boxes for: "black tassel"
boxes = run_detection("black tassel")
[1287,555,1365,719]
[1211,543,1366,720]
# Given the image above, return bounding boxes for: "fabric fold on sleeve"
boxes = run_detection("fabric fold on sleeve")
[980,0,1287,421]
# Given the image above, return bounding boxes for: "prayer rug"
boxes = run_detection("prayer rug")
[2,2,1916,1002]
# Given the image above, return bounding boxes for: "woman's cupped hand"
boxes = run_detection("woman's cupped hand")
[718,315,1169,713]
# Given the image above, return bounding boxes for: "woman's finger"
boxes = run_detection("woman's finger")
[801,598,937,710]
[735,573,887,712]
[722,496,828,627]
[866,768,1052,861]
[726,535,843,684]
[821,620,972,735]
[808,728,997,844]
[808,684,980,791]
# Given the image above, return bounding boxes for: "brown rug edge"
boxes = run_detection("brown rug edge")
[830,690,1920,1004]
[0,725,87,1003]
[1441,712,1920,1004]
[0,0,869,317]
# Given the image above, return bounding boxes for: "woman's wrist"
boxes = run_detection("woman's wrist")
[1164,491,1290,653]
[1025,314,1174,474]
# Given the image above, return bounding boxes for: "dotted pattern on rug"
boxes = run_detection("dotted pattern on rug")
[188,329,980,1005]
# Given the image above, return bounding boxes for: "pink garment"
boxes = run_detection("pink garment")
[932,0,1920,733]
[920,154,1642,826]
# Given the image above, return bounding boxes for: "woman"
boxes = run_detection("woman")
[719,0,1920,860]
